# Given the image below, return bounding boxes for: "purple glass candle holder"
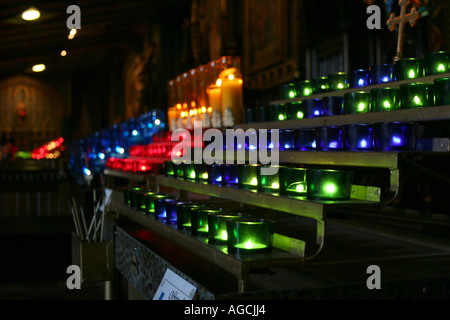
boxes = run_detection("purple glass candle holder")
[369,64,395,84]
[374,122,417,151]
[207,164,224,185]
[322,96,345,116]
[303,99,323,118]
[223,164,239,186]
[317,127,344,151]
[345,124,374,151]
[294,128,317,151]
[279,129,295,151]
[350,69,370,88]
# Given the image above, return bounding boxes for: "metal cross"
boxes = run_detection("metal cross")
[386,0,420,61]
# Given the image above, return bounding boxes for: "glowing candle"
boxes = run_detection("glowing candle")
[207,84,222,128]
[317,127,344,151]
[424,51,450,75]
[176,202,205,230]
[220,68,244,127]
[370,88,400,112]
[296,80,313,97]
[194,163,209,183]
[399,83,434,109]
[303,99,323,118]
[279,167,307,197]
[374,122,416,151]
[345,124,374,151]
[294,128,317,151]
[207,164,224,185]
[164,160,175,177]
[145,193,171,217]
[286,101,303,120]
[154,197,178,220]
[394,58,424,81]
[306,169,353,201]
[369,64,395,84]
[281,82,297,99]
[183,162,196,180]
[350,69,370,88]
[271,103,287,121]
[328,72,349,91]
[259,165,282,194]
[237,164,260,190]
[226,218,275,254]
[191,208,223,236]
[344,92,371,114]
[312,76,329,93]
[208,212,248,245]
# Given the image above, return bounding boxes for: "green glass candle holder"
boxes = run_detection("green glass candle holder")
[191,208,223,237]
[286,101,303,120]
[344,91,371,114]
[208,212,249,245]
[258,165,281,194]
[312,76,329,93]
[433,78,450,106]
[279,167,307,197]
[124,187,141,207]
[424,51,450,75]
[226,218,275,254]
[281,82,297,99]
[399,83,434,109]
[137,189,158,212]
[183,162,196,180]
[328,72,349,91]
[174,162,185,179]
[164,160,175,177]
[144,193,171,217]
[296,80,313,97]
[394,58,424,80]
[237,164,260,190]
[194,163,209,182]
[306,169,353,201]
[271,103,288,121]
[370,88,401,112]
[176,202,206,230]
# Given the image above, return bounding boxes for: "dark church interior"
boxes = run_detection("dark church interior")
[0,0,450,303]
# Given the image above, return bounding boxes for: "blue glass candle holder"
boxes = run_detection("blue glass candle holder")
[279,167,307,197]
[312,76,329,94]
[369,64,395,84]
[345,124,374,151]
[144,193,169,216]
[374,122,417,151]
[271,103,288,121]
[434,78,450,106]
[344,92,371,114]
[294,128,317,151]
[208,212,249,245]
[399,83,434,109]
[395,58,424,80]
[155,197,178,220]
[176,202,206,230]
[303,99,323,118]
[207,164,224,185]
[350,69,370,88]
[322,96,345,116]
[306,169,354,201]
[317,127,344,151]
[244,107,256,124]
[223,164,239,186]
[226,218,275,254]
[286,101,304,120]
[279,129,295,151]
[328,72,349,91]
[166,200,187,225]
[370,88,401,112]
[237,164,260,190]
[245,130,258,151]
[424,51,450,75]
[296,80,313,97]
[281,82,298,99]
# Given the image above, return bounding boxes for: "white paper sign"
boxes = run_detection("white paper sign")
[153,268,197,300]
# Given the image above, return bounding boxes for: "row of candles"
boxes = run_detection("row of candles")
[279,51,450,100]
[124,186,275,254]
[166,56,244,130]
[247,76,450,124]
[164,161,354,201]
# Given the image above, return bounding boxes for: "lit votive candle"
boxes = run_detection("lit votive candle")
[183,162,197,180]
[174,162,185,179]
[223,164,239,186]
[237,164,260,190]
[296,80,313,97]
[145,193,172,217]
[399,83,434,109]
[344,91,371,114]
[369,64,395,84]
[194,163,209,183]
[176,202,206,230]
[306,169,354,201]
[303,99,323,118]
[374,122,417,151]
[226,218,275,254]
[164,160,175,177]
[207,164,224,185]
[424,51,450,75]
[322,96,345,116]
[191,208,223,237]
[312,76,329,94]
[294,128,317,151]
[279,129,295,151]
[345,124,374,151]
[271,103,288,121]
[370,88,401,112]
[281,82,298,99]
[328,72,349,91]
[434,77,450,106]
[155,197,178,220]
[394,58,424,81]
[350,69,370,88]
[279,167,307,197]
[208,212,249,245]
[258,165,282,194]
[286,101,304,120]
[317,126,344,151]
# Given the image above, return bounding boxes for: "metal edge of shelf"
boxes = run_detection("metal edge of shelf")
[268,72,450,105]
[110,195,305,278]
[235,105,450,130]
[104,168,154,182]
